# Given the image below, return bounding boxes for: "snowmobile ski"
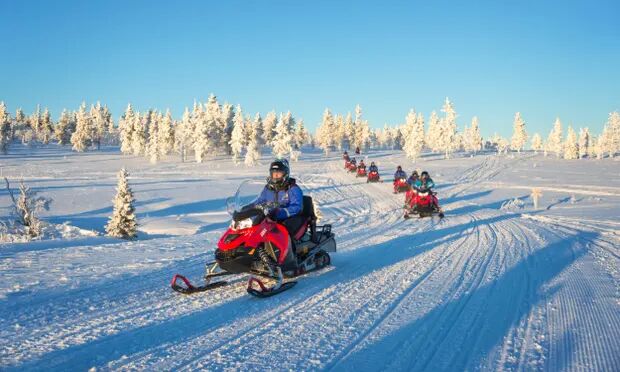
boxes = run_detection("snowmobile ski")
[170,273,228,294]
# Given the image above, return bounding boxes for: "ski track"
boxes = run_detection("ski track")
[2,154,619,371]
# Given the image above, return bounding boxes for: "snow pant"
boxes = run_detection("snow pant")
[281,214,307,240]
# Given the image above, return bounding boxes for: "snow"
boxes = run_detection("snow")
[1,145,619,371]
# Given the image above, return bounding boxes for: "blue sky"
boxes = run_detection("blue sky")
[1,0,619,137]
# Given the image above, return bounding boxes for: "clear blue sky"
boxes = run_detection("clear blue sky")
[1,0,619,137]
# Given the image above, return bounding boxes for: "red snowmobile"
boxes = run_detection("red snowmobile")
[367,171,380,183]
[347,162,358,173]
[403,188,444,219]
[393,177,410,194]
[171,181,336,298]
[356,166,367,178]
[344,160,352,169]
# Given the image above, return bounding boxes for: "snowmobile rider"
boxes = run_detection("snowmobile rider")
[343,151,350,161]
[358,159,366,170]
[349,158,357,167]
[407,170,419,186]
[253,159,306,238]
[394,165,407,182]
[414,171,436,192]
[368,161,378,173]
[355,146,361,155]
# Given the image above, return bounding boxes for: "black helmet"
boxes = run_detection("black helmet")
[344,151,348,154]
[371,161,375,166]
[397,165,402,171]
[421,171,429,178]
[269,159,290,187]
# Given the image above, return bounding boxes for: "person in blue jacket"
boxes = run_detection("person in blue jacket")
[394,165,407,181]
[368,161,379,173]
[253,159,306,237]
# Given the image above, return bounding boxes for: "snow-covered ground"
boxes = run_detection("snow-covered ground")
[1,145,619,371]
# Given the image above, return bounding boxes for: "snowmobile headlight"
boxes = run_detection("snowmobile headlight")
[234,218,253,230]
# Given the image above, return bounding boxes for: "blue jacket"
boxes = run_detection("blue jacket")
[254,179,303,220]
[369,165,378,173]
[394,170,407,179]
[414,178,435,191]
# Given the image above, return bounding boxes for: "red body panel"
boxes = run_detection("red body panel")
[393,178,410,193]
[367,171,380,181]
[357,168,367,177]
[217,219,291,264]
[405,190,440,209]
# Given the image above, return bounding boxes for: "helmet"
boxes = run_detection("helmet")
[411,170,419,177]
[344,151,348,154]
[397,165,402,171]
[371,161,375,166]
[269,159,290,187]
[421,171,429,179]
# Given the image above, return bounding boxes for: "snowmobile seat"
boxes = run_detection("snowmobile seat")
[292,196,318,242]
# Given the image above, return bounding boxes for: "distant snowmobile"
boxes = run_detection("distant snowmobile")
[171,181,336,298]
[403,188,444,219]
[393,177,410,194]
[367,170,380,183]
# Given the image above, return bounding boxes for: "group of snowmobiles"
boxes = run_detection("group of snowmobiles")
[170,153,443,300]
[343,151,444,220]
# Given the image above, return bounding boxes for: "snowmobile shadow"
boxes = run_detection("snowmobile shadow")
[329,231,596,370]
[139,197,228,218]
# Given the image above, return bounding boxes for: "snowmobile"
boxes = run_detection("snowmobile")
[171,181,336,298]
[344,159,352,169]
[403,188,444,219]
[356,166,367,178]
[347,162,358,173]
[393,177,410,194]
[367,171,381,183]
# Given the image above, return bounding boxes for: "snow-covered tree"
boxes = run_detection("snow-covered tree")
[262,110,277,145]
[546,118,563,158]
[229,105,245,164]
[315,108,335,155]
[0,102,11,154]
[146,111,160,164]
[175,107,192,162]
[426,111,441,153]
[271,113,292,158]
[440,98,459,158]
[510,112,528,153]
[252,113,264,146]
[333,114,345,150]
[30,105,41,141]
[13,107,26,141]
[245,114,262,167]
[119,104,136,154]
[344,112,354,150]
[4,178,51,239]
[105,168,137,239]
[578,127,590,158]
[89,102,106,150]
[605,111,620,157]
[403,109,425,161]
[40,108,53,144]
[563,125,579,159]
[293,119,308,150]
[54,109,76,146]
[131,111,148,156]
[71,103,92,152]
[530,133,543,154]
[463,116,483,154]
[156,109,174,156]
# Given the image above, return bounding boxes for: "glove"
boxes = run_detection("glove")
[267,208,280,220]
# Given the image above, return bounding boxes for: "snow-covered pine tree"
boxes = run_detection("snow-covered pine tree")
[71,103,92,152]
[293,119,308,150]
[244,118,261,167]
[131,111,148,156]
[252,113,264,146]
[426,111,441,153]
[465,116,483,154]
[30,105,41,142]
[103,105,115,141]
[158,109,174,156]
[606,111,620,157]
[333,114,344,150]
[119,104,136,154]
[105,168,137,239]
[316,108,335,155]
[205,94,222,156]
[578,127,590,158]
[563,125,579,159]
[262,111,277,145]
[403,109,425,161]
[440,98,459,159]
[272,113,293,158]
[229,104,245,164]
[54,109,76,146]
[40,108,53,144]
[146,111,160,164]
[283,111,295,134]
[510,112,528,153]
[530,133,543,154]
[89,102,105,150]
[13,107,26,141]
[0,102,11,154]
[218,103,233,155]
[546,118,563,158]
[344,112,354,150]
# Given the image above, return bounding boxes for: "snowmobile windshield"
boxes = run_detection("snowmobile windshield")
[226,180,269,216]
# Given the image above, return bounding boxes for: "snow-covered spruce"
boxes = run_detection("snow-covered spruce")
[510,112,528,153]
[229,104,245,164]
[271,113,292,158]
[105,168,137,239]
[0,101,11,154]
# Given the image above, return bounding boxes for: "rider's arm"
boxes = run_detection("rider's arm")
[276,186,303,219]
